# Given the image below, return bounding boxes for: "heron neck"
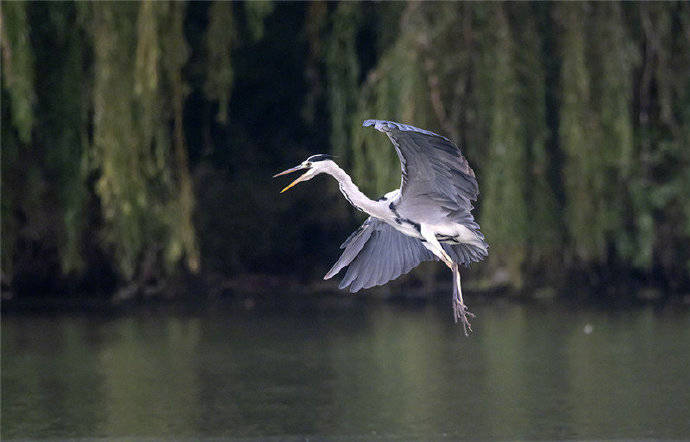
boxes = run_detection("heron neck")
[328,165,381,216]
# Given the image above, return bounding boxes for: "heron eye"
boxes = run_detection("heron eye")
[306,162,312,167]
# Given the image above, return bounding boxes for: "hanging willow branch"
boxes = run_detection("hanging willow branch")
[1,2,35,143]
[205,1,235,124]
[90,1,199,283]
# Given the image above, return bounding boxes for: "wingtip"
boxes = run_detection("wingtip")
[362,119,391,133]
[324,265,343,280]
[362,119,451,141]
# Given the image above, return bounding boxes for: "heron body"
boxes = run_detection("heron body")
[274,120,488,335]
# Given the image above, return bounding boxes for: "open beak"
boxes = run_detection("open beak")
[273,165,310,193]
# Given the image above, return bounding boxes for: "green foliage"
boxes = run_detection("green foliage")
[326,2,362,166]
[587,3,639,265]
[1,98,20,279]
[163,2,201,275]
[335,1,690,289]
[91,3,150,280]
[477,4,531,284]
[1,3,90,277]
[631,3,690,275]
[510,5,561,267]
[343,3,437,197]
[204,2,235,123]
[0,1,34,279]
[557,2,602,262]
[1,2,35,143]
[37,3,90,274]
[3,1,690,296]
[90,1,198,281]
[556,3,641,266]
[244,1,273,42]
[350,38,425,197]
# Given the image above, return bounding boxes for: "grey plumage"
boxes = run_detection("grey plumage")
[324,217,436,292]
[274,119,488,334]
[324,216,486,293]
[362,120,483,232]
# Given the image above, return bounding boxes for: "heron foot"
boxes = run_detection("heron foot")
[453,296,475,336]
[451,263,474,336]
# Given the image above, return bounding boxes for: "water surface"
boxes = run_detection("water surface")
[3,295,689,440]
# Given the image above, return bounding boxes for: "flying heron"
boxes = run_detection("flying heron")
[274,120,488,334]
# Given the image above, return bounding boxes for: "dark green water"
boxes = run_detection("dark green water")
[2,296,689,440]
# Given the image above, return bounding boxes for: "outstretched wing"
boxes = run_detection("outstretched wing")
[362,119,480,228]
[324,217,436,293]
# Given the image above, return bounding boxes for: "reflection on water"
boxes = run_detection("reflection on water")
[2,296,689,440]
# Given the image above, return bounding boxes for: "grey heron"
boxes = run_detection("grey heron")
[274,120,488,335]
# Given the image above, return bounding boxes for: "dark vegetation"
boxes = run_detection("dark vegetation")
[2,2,690,305]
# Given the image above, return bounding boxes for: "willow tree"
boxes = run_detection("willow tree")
[588,2,639,268]
[204,1,234,124]
[344,2,435,197]
[1,2,34,143]
[334,2,560,286]
[631,3,690,283]
[556,2,603,263]
[555,2,640,269]
[36,3,90,274]
[2,3,89,276]
[509,4,561,274]
[475,5,531,286]
[244,0,274,42]
[1,2,35,279]
[326,1,362,168]
[90,1,199,285]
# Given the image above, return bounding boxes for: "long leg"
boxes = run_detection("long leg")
[420,225,475,334]
[420,225,453,268]
[452,263,475,336]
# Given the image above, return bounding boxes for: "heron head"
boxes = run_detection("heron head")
[273,154,334,193]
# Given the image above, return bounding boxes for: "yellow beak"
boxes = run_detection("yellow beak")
[273,165,310,193]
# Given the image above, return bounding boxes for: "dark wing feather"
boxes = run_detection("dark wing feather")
[324,217,436,293]
[362,119,480,229]
[323,218,375,280]
[443,243,488,267]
